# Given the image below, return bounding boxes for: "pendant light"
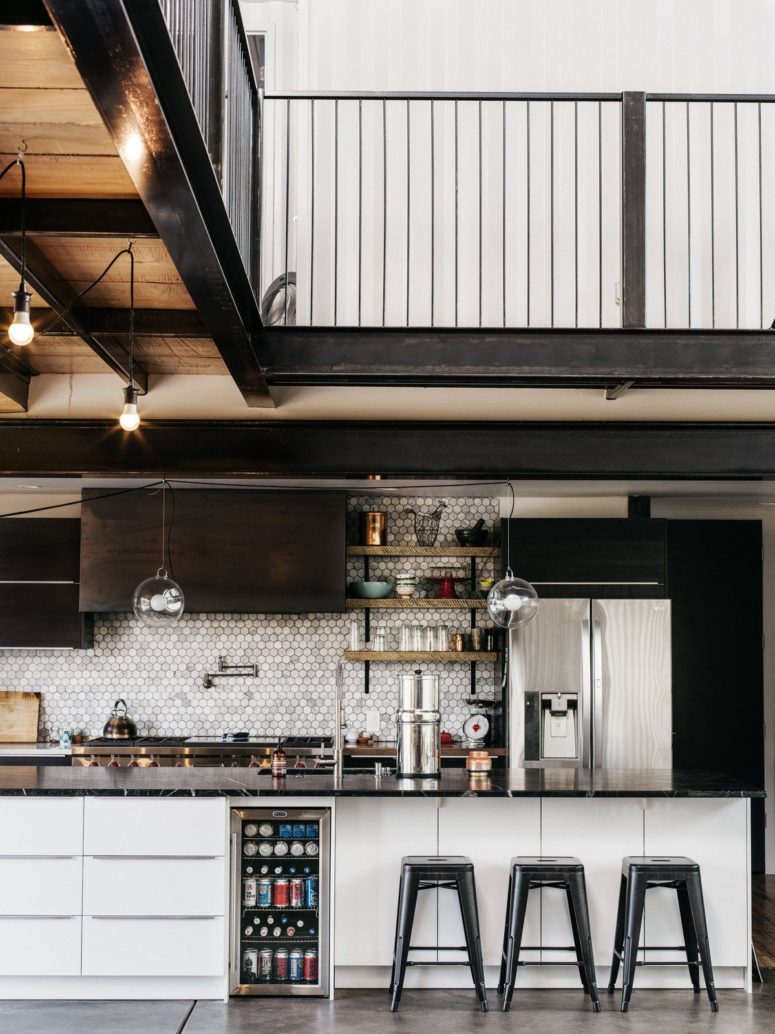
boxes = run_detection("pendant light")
[118,242,141,431]
[486,482,540,629]
[132,481,185,626]
[1,153,35,346]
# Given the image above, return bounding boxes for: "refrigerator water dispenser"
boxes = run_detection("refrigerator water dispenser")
[524,691,579,763]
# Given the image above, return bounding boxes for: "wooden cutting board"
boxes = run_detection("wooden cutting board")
[0,691,41,743]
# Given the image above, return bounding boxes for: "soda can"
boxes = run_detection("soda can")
[292,822,306,839]
[278,823,292,839]
[258,949,273,980]
[305,876,318,908]
[243,877,258,907]
[305,823,318,838]
[289,949,304,982]
[274,948,289,980]
[257,878,272,906]
[303,949,318,982]
[259,925,269,937]
[242,948,258,980]
[273,877,290,907]
[289,877,304,907]
[289,841,305,857]
[305,841,319,856]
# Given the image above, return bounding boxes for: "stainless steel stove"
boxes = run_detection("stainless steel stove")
[72,735,335,768]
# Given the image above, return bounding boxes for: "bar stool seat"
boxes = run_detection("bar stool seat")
[497,855,600,1012]
[608,855,718,1013]
[389,855,488,1012]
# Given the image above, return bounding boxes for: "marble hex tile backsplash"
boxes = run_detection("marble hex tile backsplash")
[0,495,500,742]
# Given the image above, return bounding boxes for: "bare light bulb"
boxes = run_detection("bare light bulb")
[8,289,34,346]
[119,384,140,432]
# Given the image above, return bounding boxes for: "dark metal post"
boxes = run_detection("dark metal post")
[207,0,224,184]
[621,92,646,328]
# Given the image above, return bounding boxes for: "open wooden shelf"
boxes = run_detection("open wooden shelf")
[347,545,498,557]
[343,650,498,662]
[345,597,487,609]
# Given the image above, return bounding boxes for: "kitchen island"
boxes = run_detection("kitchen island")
[0,767,761,1001]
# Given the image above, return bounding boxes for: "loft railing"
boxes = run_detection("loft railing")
[158,0,260,288]
[261,90,775,331]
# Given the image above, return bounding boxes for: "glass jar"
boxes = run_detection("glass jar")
[434,624,450,651]
[398,622,412,652]
[410,622,423,651]
[373,623,389,651]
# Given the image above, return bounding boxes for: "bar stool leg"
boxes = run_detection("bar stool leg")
[607,873,628,994]
[565,883,589,992]
[501,869,530,1013]
[457,871,488,1012]
[620,871,646,1013]
[676,882,701,994]
[389,869,420,1012]
[685,872,719,1012]
[497,870,515,995]
[568,872,601,1012]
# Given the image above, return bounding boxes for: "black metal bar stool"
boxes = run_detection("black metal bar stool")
[497,856,600,1012]
[607,855,718,1013]
[389,855,488,1012]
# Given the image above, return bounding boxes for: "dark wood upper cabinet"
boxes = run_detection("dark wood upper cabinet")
[0,519,81,582]
[79,488,346,613]
[502,518,667,597]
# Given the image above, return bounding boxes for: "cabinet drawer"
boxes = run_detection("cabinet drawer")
[82,916,225,976]
[0,916,81,975]
[84,798,226,856]
[0,798,82,856]
[84,856,225,916]
[0,856,82,916]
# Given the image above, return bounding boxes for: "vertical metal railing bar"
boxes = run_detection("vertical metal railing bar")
[759,101,764,328]
[334,98,339,326]
[526,99,531,327]
[598,100,602,328]
[382,99,387,327]
[406,98,411,327]
[358,98,363,327]
[478,99,483,327]
[662,100,667,328]
[502,99,506,328]
[574,99,579,328]
[690,99,694,326]
[734,101,740,328]
[284,97,290,325]
[550,99,555,327]
[715,102,719,328]
[309,99,315,323]
[430,99,435,328]
[454,99,459,328]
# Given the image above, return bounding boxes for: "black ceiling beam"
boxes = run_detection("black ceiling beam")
[0,307,209,339]
[261,326,775,388]
[0,235,148,392]
[43,0,273,407]
[0,2,51,27]
[0,199,157,238]
[1,420,775,478]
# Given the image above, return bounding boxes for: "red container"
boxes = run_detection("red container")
[303,949,318,982]
[273,877,290,907]
[289,877,304,908]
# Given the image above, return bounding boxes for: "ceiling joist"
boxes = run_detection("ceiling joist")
[0,199,157,238]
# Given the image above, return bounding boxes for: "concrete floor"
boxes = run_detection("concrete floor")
[2,985,775,1034]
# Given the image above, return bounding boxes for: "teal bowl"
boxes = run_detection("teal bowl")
[350,580,393,599]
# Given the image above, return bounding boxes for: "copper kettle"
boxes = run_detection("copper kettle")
[102,699,138,739]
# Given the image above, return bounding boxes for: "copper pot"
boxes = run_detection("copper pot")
[102,699,138,739]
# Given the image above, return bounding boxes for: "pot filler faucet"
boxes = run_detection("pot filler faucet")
[202,655,259,689]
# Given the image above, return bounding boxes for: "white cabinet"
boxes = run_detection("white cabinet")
[83,856,226,917]
[83,798,226,856]
[643,798,749,968]
[437,798,541,966]
[541,798,644,967]
[82,916,225,976]
[0,916,81,975]
[0,798,82,856]
[0,856,82,916]
[335,798,438,967]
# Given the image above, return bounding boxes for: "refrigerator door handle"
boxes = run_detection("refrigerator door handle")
[580,618,592,768]
[592,619,604,768]
[229,831,240,989]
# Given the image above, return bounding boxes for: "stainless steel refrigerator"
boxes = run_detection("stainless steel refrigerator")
[508,599,672,769]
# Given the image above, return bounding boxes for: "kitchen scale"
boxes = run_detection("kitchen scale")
[461,711,490,747]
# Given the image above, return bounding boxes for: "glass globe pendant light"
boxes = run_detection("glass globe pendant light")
[133,481,184,627]
[486,482,540,629]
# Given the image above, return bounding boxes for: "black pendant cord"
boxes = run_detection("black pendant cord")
[0,155,27,294]
[127,243,135,390]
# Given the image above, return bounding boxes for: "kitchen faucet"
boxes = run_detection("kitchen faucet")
[202,654,258,689]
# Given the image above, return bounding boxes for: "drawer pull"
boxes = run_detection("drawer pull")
[90,915,220,920]
[89,855,220,861]
[0,855,79,860]
[0,915,75,920]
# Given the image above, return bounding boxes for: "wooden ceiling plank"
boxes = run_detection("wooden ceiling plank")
[0,155,136,198]
[0,29,80,90]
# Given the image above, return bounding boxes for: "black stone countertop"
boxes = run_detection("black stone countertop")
[0,766,763,798]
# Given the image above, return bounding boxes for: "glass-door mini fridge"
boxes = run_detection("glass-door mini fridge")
[230,807,331,996]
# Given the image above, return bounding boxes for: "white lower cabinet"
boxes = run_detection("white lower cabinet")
[0,856,82,916]
[0,916,81,975]
[82,917,225,976]
[335,798,438,967]
[83,798,227,857]
[83,856,226,917]
[0,798,83,857]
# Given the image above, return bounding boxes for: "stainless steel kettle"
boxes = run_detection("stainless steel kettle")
[102,699,138,739]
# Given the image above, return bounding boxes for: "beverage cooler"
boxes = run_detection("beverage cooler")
[230,807,331,996]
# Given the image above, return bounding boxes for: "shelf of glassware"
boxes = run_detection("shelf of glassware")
[346,546,499,557]
[345,597,487,609]
[342,651,498,662]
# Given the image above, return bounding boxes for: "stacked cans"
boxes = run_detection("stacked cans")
[242,947,318,983]
[243,874,318,908]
